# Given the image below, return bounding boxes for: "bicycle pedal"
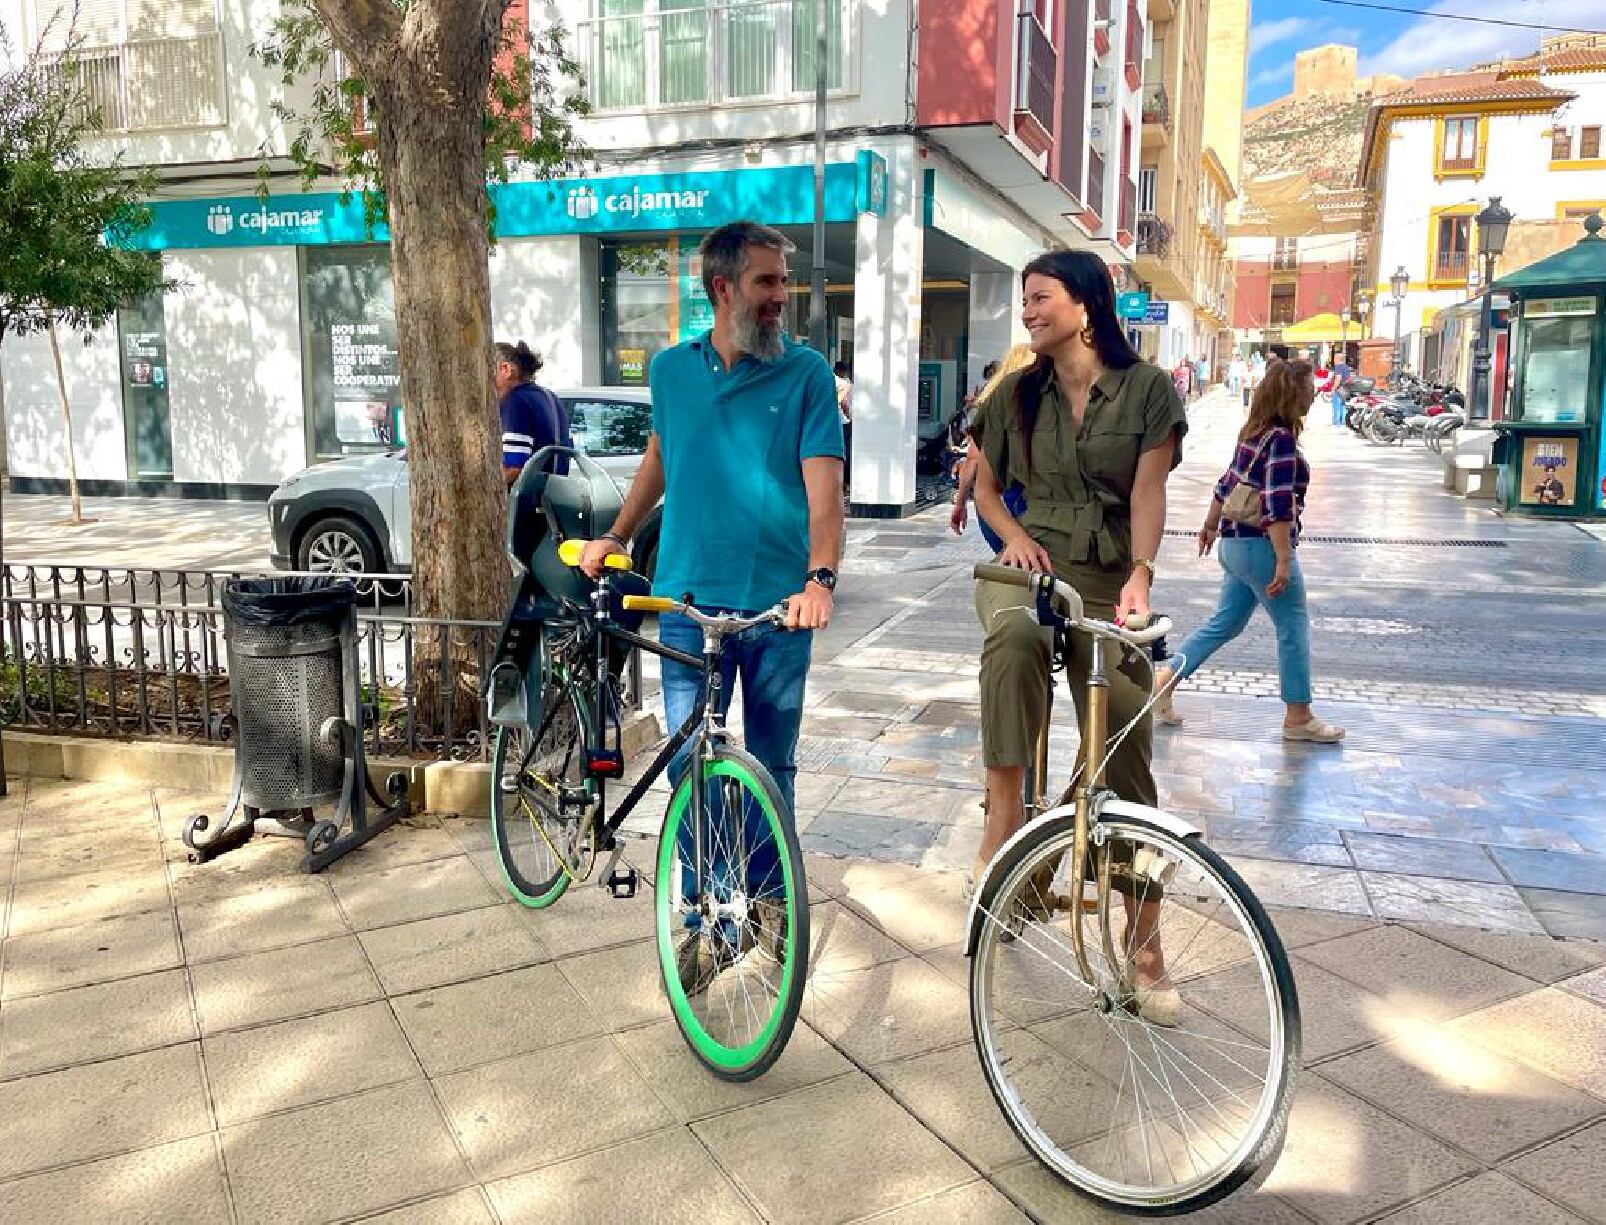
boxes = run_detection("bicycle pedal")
[606,866,638,899]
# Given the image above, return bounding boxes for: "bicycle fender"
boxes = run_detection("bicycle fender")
[961,801,1202,957]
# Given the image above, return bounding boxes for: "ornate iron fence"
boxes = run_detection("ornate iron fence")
[1,565,643,762]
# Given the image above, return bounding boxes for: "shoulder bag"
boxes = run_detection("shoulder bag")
[1219,430,1276,527]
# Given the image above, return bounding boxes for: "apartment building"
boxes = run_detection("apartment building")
[0,0,1148,519]
[1131,0,1211,370]
[1359,36,1606,375]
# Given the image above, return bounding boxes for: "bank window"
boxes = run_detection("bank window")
[31,0,224,132]
[581,0,848,112]
[1438,116,1480,173]
[117,286,173,480]
[299,246,404,461]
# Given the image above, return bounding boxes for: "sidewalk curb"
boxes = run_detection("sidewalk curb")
[1,710,664,818]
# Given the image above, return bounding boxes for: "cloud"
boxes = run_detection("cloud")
[1250,64,1296,92]
[1359,0,1603,80]
[1250,17,1311,58]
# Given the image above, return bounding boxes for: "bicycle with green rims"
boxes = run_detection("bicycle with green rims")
[966,562,1300,1216]
[487,542,809,1082]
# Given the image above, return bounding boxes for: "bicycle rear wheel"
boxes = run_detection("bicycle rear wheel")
[489,671,590,908]
[970,811,1300,1216]
[656,746,809,1082]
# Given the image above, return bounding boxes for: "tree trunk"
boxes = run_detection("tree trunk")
[323,1,510,743]
[45,318,84,525]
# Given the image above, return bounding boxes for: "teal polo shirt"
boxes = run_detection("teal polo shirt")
[648,331,843,611]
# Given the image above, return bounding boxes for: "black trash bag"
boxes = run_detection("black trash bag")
[223,576,357,627]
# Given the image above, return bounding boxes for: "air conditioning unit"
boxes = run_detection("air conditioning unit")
[1091,67,1115,108]
[1089,117,1109,147]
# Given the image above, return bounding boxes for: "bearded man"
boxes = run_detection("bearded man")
[581,221,844,821]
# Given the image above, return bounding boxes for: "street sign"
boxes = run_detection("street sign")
[1143,300,1170,325]
[1117,291,1150,320]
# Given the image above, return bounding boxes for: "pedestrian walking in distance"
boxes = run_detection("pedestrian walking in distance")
[1155,359,1344,743]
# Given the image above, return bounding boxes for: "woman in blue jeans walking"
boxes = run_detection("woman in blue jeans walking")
[1155,359,1345,743]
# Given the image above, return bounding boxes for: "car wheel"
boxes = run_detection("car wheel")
[297,514,383,576]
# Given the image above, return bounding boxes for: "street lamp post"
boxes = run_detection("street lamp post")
[1340,304,1351,365]
[1390,265,1410,381]
[1469,196,1513,422]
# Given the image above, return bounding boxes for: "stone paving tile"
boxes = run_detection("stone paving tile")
[829,859,971,953]
[509,871,656,958]
[874,1040,1037,1174]
[1229,857,1373,916]
[802,811,944,863]
[175,877,349,964]
[1209,821,1355,868]
[1361,871,1545,933]
[329,854,501,931]
[1520,888,1606,941]
[1342,831,1504,883]
[391,962,604,1077]
[485,1126,759,1224]
[0,908,181,998]
[357,904,547,996]
[0,1043,212,1182]
[800,955,973,1066]
[1405,920,1606,985]
[0,1134,231,1223]
[554,938,667,1033]
[222,1080,471,1225]
[1491,846,1606,895]
[322,818,463,874]
[807,899,911,977]
[0,967,194,1079]
[1297,925,1536,1022]
[1448,987,1606,1098]
[5,864,170,936]
[1567,966,1606,1006]
[868,1179,1029,1223]
[202,1001,422,1125]
[824,777,973,824]
[1501,1118,1606,1225]
[10,834,168,884]
[1321,1026,1606,1165]
[189,934,382,1036]
[611,1019,853,1124]
[436,1036,675,1182]
[359,1188,497,1224]
[1261,1075,1478,1225]
[1268,908,1380,950]
[1377,1171,1588,1224]
[991,1158,1311,1222]
[691,1072,975,1224]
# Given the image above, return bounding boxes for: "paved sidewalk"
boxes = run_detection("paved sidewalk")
[0,777,1603,1222]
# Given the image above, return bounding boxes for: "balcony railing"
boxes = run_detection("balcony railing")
[1087,149,1107,218]
[1272,250,1298,271]
[1014,12,1057,135]
[1136,212,1171,257]
[576,0,853,112]
[1119,178,1137,236]
[1124,2,1143,87]
[1141,82,1170,128]
[53,33,226,132]
[1435,250,1470,282]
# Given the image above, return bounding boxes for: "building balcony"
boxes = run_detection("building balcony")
[1147,0,1176,19]
[1141,82,1170,148]
[1124,2,1143,90]
[1272,251,1298,272]
[53,32,227,132]
[1012,11,1057,152]
[1434,250,1470,284]
[576,0,852,113]
[1135,212,1172,258]
[1117,178,1137,246]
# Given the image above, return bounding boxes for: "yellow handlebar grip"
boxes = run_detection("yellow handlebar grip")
[556,539,633,571]
[621,595,677,613]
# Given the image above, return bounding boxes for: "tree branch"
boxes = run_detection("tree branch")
[307,0,403,74]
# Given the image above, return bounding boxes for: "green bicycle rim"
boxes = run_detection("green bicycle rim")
[490,723,575,909]
[656,756,800,1073]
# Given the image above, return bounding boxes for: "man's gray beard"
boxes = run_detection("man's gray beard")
[733,302,786,363]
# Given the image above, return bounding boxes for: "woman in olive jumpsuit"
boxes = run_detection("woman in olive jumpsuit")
[970,250,1188,1022]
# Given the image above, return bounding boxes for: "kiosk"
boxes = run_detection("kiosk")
[1491,215,1606,519]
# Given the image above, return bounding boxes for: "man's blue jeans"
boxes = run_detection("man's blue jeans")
[1171,536,1313,704]
[658,612,811,913]
[1331,391,1346,425]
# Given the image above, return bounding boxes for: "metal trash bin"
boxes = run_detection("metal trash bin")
[184,577,408,872]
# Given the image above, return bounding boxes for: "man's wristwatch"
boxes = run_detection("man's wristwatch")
[805,567,838,592]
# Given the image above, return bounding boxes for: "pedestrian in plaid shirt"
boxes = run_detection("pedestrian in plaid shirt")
[1153,359,1345,743]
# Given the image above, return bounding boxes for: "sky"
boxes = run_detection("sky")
[1244,0,1606,108]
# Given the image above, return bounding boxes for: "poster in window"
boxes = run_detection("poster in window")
[1519,435,1579,507]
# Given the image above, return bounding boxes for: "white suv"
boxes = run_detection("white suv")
[268,386,658,577]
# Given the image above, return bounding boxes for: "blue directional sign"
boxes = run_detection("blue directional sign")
[1143,300,1171,325]
[1117,291,1151,320]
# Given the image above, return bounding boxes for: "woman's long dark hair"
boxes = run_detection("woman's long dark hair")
[1013,250,1142,469]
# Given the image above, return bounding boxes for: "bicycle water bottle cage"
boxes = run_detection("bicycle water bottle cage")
[586,749,625,778]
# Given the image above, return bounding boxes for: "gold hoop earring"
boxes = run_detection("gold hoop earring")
[1080,325,1096,346]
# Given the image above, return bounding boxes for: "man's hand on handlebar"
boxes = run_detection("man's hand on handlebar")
[784,584,832,631]
[996,533,1053,573]
[579,536,627,579]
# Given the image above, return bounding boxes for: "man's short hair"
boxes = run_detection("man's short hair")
[699,221,794,301]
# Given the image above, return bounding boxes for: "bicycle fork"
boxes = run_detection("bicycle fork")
[1067,643,1126,993]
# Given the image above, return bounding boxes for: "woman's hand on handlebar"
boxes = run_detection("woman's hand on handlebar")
[579,537,626,579]
[996,533,1053,573]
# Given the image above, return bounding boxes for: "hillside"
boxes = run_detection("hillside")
[1243,93,1372,189]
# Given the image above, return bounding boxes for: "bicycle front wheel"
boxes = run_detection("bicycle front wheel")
[970,811,1300,1216]
[489,672,590,908]
[656,746,809,1082]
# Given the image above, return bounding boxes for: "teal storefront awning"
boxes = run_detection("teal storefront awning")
[114,151,889,252]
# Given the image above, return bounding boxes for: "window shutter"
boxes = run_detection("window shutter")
[32,0,120,48]
[126,0,216,39]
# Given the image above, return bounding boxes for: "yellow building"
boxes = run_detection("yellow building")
[1202,0,1249,224]
[1133,0,1213,369]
